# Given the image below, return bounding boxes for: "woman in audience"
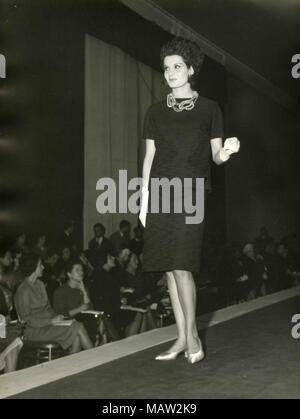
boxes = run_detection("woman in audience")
[242,243,268,299]
[32,233,48,261]
[0,264,23,373]
[122,252,157,332]
[276,243,295,290]
[53,260,98,345]
[14,252,93,354]
[90,253,149,338]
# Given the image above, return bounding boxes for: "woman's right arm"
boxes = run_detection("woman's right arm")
[139,140,156,227]
[142,139,156,189]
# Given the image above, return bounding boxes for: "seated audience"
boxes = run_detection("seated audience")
[90,253,150,338]
[0,264,23,373]
[122,252,157,332]
[14,253,93,354]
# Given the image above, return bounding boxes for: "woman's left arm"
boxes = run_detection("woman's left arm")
[211,137,240,165]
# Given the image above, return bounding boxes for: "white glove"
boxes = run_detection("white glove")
[139,187,149,228]
[224,137,240,154]
[219,137,240,162]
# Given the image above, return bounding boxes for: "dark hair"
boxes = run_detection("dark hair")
[160,37,205,87]
[124,252,138,270]
[64,220,75,230]
[45,248,59,259]
[94,223,105,232]
[65,259,83,275]
[120,220,131,230]
[0,241,12,258]
[19,252,40,277]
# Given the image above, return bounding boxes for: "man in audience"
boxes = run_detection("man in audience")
[130,226,144,259]
[109,220,131,256]
[59,220,78,256]
[88,223,113,267]
[42,248,61,304]
[254,227,273,257]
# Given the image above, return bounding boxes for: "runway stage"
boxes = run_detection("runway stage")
[1,287,300,399]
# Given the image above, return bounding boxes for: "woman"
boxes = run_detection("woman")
[139,37,240,363]
[32,233,48,261]
[242,243,268,299]
[53,260,99,345]
[123,252,157,332]
[14,252,93,354]
[0,264,23,373]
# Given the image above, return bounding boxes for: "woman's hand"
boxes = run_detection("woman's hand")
[79,303,89,312]
[223,137,240,155]
[51,315,64,325]
[139,187,149,228]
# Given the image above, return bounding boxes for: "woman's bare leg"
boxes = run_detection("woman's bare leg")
[145,310,157,330]
[70,335,81,354]
[165,271,187,352]
[78,323,93,350]
[125,313,143,337]
[173,270,201,354]
[139,312,148,333]
[4,347,21,373]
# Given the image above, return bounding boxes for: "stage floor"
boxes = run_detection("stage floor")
[4,290,300,399]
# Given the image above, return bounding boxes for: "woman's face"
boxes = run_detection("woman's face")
[1,251,13,268]
[163,55,194,90]
[69,264,84,283]
[128,254,139,272]
[38,235,46,246]
[62,247,71,261]
[18,234,26,246]
[35,259,44,278]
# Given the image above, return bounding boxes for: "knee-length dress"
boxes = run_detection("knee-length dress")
[142,95,223,274]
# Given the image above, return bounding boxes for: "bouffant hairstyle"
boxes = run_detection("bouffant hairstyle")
[19,252,40,277]
[160,37,205,87]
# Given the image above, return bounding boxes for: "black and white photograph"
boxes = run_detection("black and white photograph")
[0,0,300,400]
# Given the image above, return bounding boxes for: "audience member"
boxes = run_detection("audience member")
[130,226,144,258]
[59,220,78,256]
[53,260,98,345]
[15,252,93,354]
[109,220,131,256]
[0,264,23,373]
[242,243,268,299]
[88,223,113,268]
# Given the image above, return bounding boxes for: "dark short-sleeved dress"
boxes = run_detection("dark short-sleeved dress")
[142,95,223,274]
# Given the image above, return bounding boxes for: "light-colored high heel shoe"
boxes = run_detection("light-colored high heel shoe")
[155,349,187,361]
[186,339,205,364]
